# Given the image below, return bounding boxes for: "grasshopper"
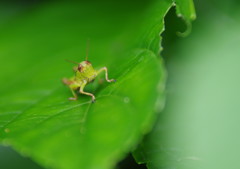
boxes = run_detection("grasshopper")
[62,43,115,102]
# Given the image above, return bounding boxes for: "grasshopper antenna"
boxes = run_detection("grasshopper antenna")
[86,39,90,61]
[65,59,79,65]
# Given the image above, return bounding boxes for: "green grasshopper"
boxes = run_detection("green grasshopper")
[62,45,115,102]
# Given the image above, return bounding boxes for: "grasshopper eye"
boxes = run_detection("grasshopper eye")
[78,64,83,72]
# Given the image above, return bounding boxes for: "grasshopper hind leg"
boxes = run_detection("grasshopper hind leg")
[62,78,72,85]
[62,78,79,101]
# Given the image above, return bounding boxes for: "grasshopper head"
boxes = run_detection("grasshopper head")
[78,60,92,72]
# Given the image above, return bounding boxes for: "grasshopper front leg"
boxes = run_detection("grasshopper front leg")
[69,88,78,100]
[97,67,116,82]
[79,81,96,103]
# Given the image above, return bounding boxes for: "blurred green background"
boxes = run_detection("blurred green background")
[1,0,240,169]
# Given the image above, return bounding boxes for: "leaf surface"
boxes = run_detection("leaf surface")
[0,1,173,169]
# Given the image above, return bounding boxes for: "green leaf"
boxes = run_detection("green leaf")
[174,0,196,36]
[174,0,196,21]
[0,1,173,169]
[132,0,196,167]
